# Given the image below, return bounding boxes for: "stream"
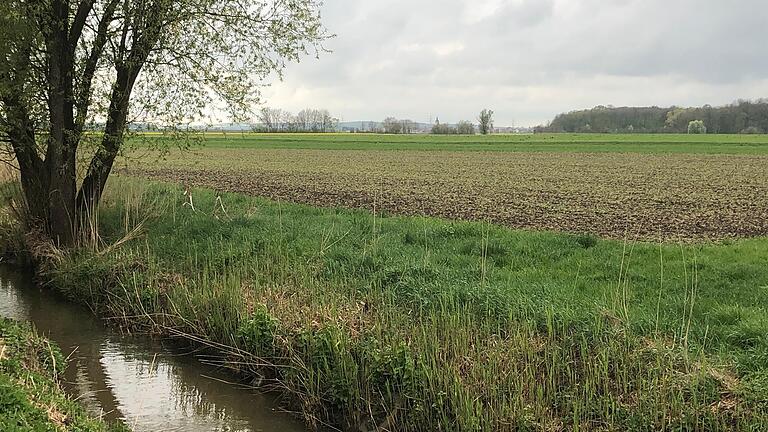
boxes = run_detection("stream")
[0,264,307,432]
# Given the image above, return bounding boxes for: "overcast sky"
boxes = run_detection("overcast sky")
[261,0,768,126]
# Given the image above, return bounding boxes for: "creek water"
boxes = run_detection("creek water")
[0,264,307,432]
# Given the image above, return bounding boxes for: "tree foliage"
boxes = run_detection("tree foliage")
[0,0,330,245]
[456,120,475,135]
[382,117,403,134]
[380,117,415,134]
[256,107,337,132]
[687,120,707,134]
[537,100,768,134]
[431,123,456,135]
[478,109,494,135]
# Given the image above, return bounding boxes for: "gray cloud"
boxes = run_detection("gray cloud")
[263,0,768,126]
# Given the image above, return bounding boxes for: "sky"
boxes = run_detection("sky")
[260,0,768,127]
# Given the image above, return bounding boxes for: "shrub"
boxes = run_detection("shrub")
[238,306,279,355]
[687,120,707,134]
[456,120,475,135]
[431,123,457,135]
[740,126,764,134]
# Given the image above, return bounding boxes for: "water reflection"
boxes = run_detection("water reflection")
[0,266,306,432]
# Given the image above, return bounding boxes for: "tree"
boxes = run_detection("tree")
[431,123,457,135]
[456,120,475,135]
[536,101,768,134]
[258,107,288,132]
[401,119,414,134]
[478,109,494,135]
[0,0,329,246]
[741,126,763,134]
[382,117,402,134]
[687,120,707,134]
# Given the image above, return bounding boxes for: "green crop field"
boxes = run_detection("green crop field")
[123,133,768,241]
[129,132,768,153]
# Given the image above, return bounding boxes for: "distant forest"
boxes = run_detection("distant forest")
[536,99,768,134]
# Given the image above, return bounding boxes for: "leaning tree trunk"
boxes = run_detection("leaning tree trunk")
[8,100,78,247]
[4,99,50,228]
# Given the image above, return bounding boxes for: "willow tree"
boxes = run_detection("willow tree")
[478,109,494,135]
[0,0,329,246]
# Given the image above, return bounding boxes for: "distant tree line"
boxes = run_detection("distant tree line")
[254,108,497,135]
[255,107,338,132]
[536,100,768,134]
[378,116,478,135]
[382,117,416,134]
[430,109,493,135]
[431,120,476,135]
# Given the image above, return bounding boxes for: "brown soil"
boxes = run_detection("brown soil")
[123,149,768,241]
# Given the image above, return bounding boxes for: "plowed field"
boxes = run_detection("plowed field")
[123,135,768,241]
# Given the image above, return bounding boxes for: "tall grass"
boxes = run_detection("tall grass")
[4,176,768,431]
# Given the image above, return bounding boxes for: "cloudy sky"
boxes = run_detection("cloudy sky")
[261,0,768,126]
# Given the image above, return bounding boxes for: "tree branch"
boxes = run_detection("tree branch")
[69,0,95,47]
[75,0,120,134]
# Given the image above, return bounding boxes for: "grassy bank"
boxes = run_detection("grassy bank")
[0,317,127,431]
[3,176,768,430]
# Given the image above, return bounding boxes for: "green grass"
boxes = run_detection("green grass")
[19,177,767,431]
[128,132,768,154]
[0,318,128,432]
